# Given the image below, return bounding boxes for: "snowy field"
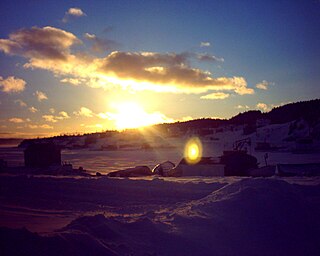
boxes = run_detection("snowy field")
[1,129,320,255]
[0,175,320,255]
[1,145,320,175]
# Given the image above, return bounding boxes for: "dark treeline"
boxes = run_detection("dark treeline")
[159,99,320,130]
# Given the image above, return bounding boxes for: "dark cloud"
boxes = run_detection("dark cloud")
[197,53,224,62]
[0,26,254,95]
[98,51,252,94]
[0,26,80,60]
[84,33,118,53]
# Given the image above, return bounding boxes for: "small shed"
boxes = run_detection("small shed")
[221,150,258,176]
[24,143,61,168]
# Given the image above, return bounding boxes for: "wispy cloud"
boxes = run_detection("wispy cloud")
[9,117,25,123]
[200,92,230,100]
[9,118,24,123]
[197,53,224,62]
[74,107,94,117]
[256,80,274,90]
[14,99,27,107]
[42,111,70,122]
[35,91,48,101]
[29,106,38,113]
[84,33,118,53]
[28,124,54,129]
[58,111,70,119]
[62,7,86,23]
[200,42,210,47]
[0,76,26,93]
[236,105,250,109]
[60,78,83,86]
[42,115,57,123]
[40,124,53,129]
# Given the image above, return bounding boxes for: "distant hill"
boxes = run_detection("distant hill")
[18,99,320,147]
[266,99,320,125]
[154,118,225,132]
[0,138,24,146]
[157,99,320,130]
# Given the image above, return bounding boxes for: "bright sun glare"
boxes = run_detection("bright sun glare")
[184,137,203,164]
[111,102,168,130]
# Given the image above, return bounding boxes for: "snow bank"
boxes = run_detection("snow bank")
[1,177,319,255]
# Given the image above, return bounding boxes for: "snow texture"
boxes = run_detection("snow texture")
[1,176,320,255]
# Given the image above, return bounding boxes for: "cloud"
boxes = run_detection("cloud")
[39,124,53,129]
[63,7,86,23]
[9,118,24,123]
[35,91,48,101]
[60,77,83,86]
[256,102,269,112]
[200,92,230,100]
[74,107,94,117]
[97,51,254,95]
[42,111,69,122]
[197,53,224,62]
[49,108,55,113]
[9,117,24,123]
[67,7,86,17]
[84,33,118,53]
[236,105,250,109]
[42,115,57,122]
[58,111,70,119]
[256,80,274,90]
[29,106,38,113]
[0,26,81,61]
[14,99,27,107]
[200,42,210,47]
[28,124,38,129]
[0,76,26,93]
[0,26,255,97]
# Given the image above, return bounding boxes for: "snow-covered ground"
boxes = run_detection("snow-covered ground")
[1,144,320,175]
[0,175,319,255]
[1,121,320,255]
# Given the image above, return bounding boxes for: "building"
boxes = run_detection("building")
[171,157,225,177]
[24,143,61,168]
[171,151,258,177]
[221,150,258,176]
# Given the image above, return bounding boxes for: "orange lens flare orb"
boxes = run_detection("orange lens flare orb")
[184,137,202,164]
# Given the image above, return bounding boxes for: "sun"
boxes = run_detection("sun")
[110,101,169,130]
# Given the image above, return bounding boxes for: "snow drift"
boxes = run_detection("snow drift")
[1,177,319,255]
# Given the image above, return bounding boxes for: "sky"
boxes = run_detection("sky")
[0,0,319,138]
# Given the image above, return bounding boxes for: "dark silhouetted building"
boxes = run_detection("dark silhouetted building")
[24,143,61,168]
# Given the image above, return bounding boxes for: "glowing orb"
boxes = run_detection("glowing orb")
[184,137,203,164]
